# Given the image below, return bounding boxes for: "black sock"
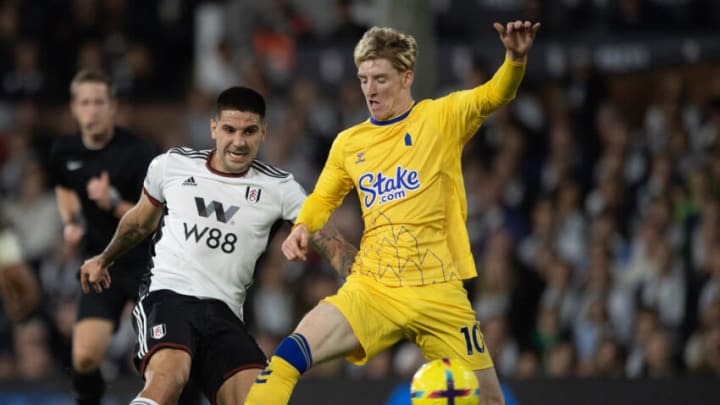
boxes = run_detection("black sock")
[72,369,105,405]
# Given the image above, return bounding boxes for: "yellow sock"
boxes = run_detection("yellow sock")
[245,356,301,405]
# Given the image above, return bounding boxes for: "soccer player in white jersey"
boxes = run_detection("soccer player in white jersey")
[80,86,357,405]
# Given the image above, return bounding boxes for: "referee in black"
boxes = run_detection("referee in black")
[48,70,199,405]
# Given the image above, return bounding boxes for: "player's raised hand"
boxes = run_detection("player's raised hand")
[80,254,112,294]
[493,20,541,62]
[282,223,310,261]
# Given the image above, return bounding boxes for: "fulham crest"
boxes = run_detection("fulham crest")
[151,324,166,339]
[246,186,262,203]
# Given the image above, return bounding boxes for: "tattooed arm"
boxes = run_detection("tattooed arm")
[309,223,358,278]
[80,192,163,294]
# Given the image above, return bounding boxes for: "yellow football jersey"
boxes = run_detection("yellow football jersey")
[298,57,526,286]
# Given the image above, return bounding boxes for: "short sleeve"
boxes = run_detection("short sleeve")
[281,175,308,223]
[143,153,168,204]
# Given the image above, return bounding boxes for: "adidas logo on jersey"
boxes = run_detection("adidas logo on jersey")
[182,177,197,186]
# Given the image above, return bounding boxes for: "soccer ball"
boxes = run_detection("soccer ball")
[410,358,479,405]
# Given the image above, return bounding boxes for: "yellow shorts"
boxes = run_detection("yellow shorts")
[322,274,493,370]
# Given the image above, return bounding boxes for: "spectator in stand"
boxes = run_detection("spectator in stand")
[0,218,40,323]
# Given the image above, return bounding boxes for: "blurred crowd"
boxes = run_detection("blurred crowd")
[1,0,720,388]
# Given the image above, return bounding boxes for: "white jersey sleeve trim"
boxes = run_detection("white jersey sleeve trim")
[143,153,168,204]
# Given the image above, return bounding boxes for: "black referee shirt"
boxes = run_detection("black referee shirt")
[49,127,156,271]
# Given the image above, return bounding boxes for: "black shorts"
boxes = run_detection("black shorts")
[131,290,267,403]
[77,265,142,328]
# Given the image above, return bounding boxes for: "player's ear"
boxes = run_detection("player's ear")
[403,70,414,89]
[210,117,218,139]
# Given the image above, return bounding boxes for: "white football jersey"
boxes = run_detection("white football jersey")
[142,147,306,320]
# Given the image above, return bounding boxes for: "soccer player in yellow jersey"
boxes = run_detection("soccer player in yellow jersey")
[245,21,540,405]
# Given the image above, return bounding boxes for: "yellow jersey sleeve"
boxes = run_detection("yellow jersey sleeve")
[439,56,526,145]
[295,133,355,232]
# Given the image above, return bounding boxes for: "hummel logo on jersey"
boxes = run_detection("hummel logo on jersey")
[355,152,366,164]
[182,176,197,186]
[194,197,239,223]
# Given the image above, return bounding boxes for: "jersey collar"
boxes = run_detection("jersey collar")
[369,101,417,126]
[205,150,251,177]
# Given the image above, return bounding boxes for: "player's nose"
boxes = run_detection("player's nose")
[231,135,247,148]
[363,81,377,96]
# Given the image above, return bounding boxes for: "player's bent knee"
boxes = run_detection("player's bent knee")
[147,365,190,389]
[142,369,189,404]
[144,349,192,390]
[72,319,114,372]
[72,350,103,373]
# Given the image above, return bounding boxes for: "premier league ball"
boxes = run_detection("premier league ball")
[410,358,480,405]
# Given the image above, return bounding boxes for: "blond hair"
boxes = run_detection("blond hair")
[353,26,417,72]
[69,69,116,100]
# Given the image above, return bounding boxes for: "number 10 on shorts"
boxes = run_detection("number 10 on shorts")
[460,322,486,355]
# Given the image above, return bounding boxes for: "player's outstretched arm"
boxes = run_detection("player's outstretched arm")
[309,222,358,277]
[493,20,541,62]
[80,192,162,294]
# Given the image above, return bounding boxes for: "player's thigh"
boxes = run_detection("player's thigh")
[418,318,493,370]
[131,290,197,376]
[314,275,407,365]
[294,302,360,363]
[192,299,266,403]
[475,368,505,405]
[414,281,493,370]
[142,348,192,395]
[215,368,261,405]
[72,318,114,365]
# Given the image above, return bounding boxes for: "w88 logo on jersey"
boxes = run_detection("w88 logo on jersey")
[183,222,237,253]
[184,196,239,253]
